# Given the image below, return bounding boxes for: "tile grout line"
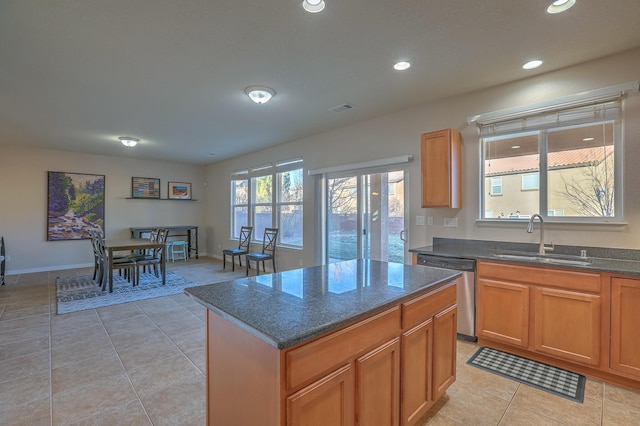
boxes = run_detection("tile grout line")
[96,307,155,426]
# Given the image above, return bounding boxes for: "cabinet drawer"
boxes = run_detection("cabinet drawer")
[286,307,401,391]
[402,282,456,330]
[478,261,601,293]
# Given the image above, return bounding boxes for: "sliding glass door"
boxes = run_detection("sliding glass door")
[326,169,406,263]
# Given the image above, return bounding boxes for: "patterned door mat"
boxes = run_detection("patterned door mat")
[467,346,586,403]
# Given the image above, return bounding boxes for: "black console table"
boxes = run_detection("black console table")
[130,226,199,259]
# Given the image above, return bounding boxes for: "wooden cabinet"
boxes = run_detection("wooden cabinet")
[476,261,603,367]
[421,128,462,208]
[611,277,640,379]
[287,365,354,426]
[400,283,457,425]
[205,279,458,426]
[356,338,401,426]
[477,278,530,347]
[533,286,601,366]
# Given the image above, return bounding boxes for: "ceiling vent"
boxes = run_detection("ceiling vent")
[329,104,353,113]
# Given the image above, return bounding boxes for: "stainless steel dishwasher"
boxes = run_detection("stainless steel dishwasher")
[416,253,476,341]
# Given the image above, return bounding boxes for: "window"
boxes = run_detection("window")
[490,177,502,195]
[230,172,248,239]
[230,158,303,248]
[478,93,624,223]
[277,162,304,247]
[521,173,539,190]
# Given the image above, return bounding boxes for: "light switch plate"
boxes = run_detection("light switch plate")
[427,216,433,226]
[416,215,425,226]
[444,217,458,227]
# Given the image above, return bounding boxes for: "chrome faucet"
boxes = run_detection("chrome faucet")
[527,214,554,255]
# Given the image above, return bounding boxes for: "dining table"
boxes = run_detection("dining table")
[104,238,166,292]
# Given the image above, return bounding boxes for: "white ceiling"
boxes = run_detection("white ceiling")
[1,0,639,165]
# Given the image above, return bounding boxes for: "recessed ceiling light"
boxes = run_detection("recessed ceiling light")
[119,136,139,147]
[582,137,595,141]
[393,61,411,71]
[523,59,543,70]
[511,145,521,149]
[245,86,275,104]
[302,0,325,13]
[546,0,576,14]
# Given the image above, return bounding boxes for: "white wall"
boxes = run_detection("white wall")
[3,48,638,274]
[204,47,640,270]
[0,146,205,273]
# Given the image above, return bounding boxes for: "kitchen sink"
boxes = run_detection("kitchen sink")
[492,253,593,267]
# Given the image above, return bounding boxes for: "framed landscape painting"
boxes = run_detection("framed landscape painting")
[168,181,192,200]
[47,171,105,241]
[132,177,160,199]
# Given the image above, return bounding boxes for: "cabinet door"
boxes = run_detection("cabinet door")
[356,338,400,426]
[476,278,530,347]
[421,129,461,208]
[433,305,457,400]
[401,318,433,426]
[287,364,355,426]
[533,287,601,366]
[611,277,640,378]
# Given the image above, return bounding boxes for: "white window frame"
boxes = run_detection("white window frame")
[472,83,637,224]
[230,171,249,239]
[276,160,304,248]
[521,173,539,191]
[490,176,503,196]
[230,158,304,248]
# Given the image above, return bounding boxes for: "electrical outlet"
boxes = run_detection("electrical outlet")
[444,217,458,227]
[427,216,433,226]
[416,215,425,226]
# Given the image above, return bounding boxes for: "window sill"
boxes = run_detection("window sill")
[476,218,628,231]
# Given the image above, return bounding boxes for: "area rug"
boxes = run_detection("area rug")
[56,271,199,314]
[467,346,586,403]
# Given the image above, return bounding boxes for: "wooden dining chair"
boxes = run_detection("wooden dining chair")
[223,226,253,271]
[134,228,169,284]
[246,228,278,276]
[89,230,137,290]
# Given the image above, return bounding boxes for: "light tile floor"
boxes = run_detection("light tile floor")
[1,258,639,425]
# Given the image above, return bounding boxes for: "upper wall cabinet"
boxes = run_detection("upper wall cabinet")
[421,129,462,208]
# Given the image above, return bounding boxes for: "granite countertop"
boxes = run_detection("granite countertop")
[185,259,460,350]
[409,238,640,277]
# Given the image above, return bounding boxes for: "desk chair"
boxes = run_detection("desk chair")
[246,228,278,276]
[223,226,253,271]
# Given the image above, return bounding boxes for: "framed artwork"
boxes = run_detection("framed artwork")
[47,171,105,241]
[168,181,192,200]
[132,177,160,199]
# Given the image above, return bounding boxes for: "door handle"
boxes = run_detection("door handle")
[400,229,407,242]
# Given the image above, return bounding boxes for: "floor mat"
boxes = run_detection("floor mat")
[467,346,586,403]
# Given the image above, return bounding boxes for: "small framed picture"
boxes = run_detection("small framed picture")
[168,181,192,200]
[132,177,161,199]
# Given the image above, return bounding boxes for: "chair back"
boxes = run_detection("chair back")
[238,226,253,251]
[153,229,170,257]
[261,228,278,256]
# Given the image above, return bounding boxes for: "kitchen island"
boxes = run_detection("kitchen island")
[185,259,460,426]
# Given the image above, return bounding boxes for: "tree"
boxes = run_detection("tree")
[556,151,614,217]
[328,177,357,214]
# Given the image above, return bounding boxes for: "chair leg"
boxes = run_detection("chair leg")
[246,257,250,276]
[231,255,235,272]
[223,253,226,270]
[272,258,276,273]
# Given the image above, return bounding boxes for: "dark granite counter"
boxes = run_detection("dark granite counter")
[185,259,460,349]
[410,238,640,277]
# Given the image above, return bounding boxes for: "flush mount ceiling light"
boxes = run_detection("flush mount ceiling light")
[302,0,325,13]
[523,59,543,70]
[393,61,411,71]
[546,0,576,14]
[119,136,139,147]
[245,86,275,104]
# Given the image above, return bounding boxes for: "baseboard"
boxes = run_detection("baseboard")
[6,251,211,276]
